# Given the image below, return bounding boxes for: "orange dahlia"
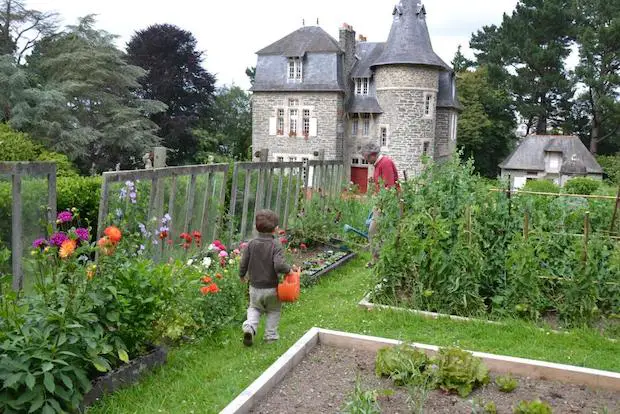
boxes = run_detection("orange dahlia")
[104,226,122,244]
[200,286,210,295]
[59,239,77,259]
[201,276,213,284]
[97,236,115,256]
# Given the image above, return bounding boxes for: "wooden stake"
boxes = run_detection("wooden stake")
[609,183,620,235]
[583,211,590,264]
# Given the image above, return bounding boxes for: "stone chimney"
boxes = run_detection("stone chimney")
[339,23,356,77]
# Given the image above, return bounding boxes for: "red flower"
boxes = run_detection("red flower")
[200,286,210,295]
[202,276,213,283]
[278,229,286,235]
[192,231,201,239]
[213,240,226,250]
[208,283,220,293]
[159,230,169,240]
[180,232,192,243]
[104,226,122,244]
[300,243,307,250]
[279,237,288,245]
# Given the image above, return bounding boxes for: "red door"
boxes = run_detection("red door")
[351,167,368,194]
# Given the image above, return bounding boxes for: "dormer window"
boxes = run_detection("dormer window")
[355,78,369,95]
[288,57,302,81]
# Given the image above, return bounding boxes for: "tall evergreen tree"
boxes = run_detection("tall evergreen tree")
[572,0,620,154]
[126,24,216,165]
[470,0,575,134]
[456,66,518,177]
[12,16,166,172]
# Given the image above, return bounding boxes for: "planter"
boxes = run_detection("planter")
[221,328,620,414]
[288,242,356,286]
[81,345,168,408]
[358,285,618,343]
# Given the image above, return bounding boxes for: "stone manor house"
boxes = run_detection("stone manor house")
[250,0,461,192]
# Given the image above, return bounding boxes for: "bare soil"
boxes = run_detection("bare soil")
[249,345,619,414]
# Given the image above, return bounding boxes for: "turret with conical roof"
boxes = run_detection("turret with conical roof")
[372,1,449,69]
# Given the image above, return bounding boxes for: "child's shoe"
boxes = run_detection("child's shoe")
[243,331,253,347]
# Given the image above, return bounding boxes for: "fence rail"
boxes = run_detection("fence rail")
[0,162,56,290]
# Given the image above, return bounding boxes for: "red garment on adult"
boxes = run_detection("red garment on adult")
[373,155,399,192]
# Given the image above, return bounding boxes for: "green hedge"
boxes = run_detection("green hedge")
[597,154,620,183]
[0,176,102,247]
[0,123,78,177]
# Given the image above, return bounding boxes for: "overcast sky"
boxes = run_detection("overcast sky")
[27,0,519,90]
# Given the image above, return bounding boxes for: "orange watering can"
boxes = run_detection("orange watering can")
[277,270,300,302]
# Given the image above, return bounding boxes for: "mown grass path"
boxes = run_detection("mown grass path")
[89,256,620,413]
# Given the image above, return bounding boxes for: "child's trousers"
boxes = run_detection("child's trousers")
[242,286,281,340]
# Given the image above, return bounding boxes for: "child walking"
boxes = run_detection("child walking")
[239,209,294,346]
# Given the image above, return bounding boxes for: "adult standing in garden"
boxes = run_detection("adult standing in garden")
[361,142,400,268]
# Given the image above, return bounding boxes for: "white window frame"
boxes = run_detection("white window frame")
[423,92,434,118]
[351,116,359,136]
[354,78,370,95]
[362,113,370,136]
[351,158,360,165]
[277,108,285,136]
[289,109,298,136]
[379,125,389,149]
[449,113,457,141]
[287,57,302,82]
[302,109,310,136]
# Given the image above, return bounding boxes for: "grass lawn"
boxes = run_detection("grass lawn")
[88,255,620,414]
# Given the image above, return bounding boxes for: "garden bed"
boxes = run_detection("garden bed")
[81,345,168,408]
[358,288,619,342]
[221,328,620,414]
[286,242,356,287]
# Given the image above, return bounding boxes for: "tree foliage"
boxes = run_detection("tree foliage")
[572,0,620,154]
[126,24,216,165]
[456,66,517,177]
[11,16,166,173]
[0,0,58,62]
[470,0,575,135]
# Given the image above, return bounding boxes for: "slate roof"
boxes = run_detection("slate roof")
[436,71,462,111]
[351,42,385,78]
[499,135,603,174]
[372,1,450,70]
[347,96,383,114]
[256,26,342,56]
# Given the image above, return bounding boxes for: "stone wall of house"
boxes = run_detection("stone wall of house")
[434,109,450,161]
[252,92,344,161]
[373,65,440,178]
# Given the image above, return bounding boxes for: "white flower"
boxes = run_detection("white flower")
[208,243,216,251]
[202,257,212,268]
[187,259,194,266]
[228,259,234,265]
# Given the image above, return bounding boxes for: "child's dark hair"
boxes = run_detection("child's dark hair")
[255,209,279,233]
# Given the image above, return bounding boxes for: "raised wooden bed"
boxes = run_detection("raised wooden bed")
[359,286,618,343]
[81,345,168,408]
[221,328,620,413]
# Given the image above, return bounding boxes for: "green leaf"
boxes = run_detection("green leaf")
[41,403,55,414]
[59,373,73,391]
[28,393,45,413]
[15,390,37,405]
[25,373,36,390]
[41,362,54,372]
[4,372,24,388]
[92,356,111,373]
[43,372,55,393]
[48,398,62,413]
[106,311,119,322]
[118,349,129,363]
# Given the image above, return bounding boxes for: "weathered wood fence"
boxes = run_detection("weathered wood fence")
[0,162,56,290]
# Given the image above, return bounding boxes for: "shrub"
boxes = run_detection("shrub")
[596,154,620,183]
[0,123,78,177]
[564,177,601,195]
[522,179,560,194]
